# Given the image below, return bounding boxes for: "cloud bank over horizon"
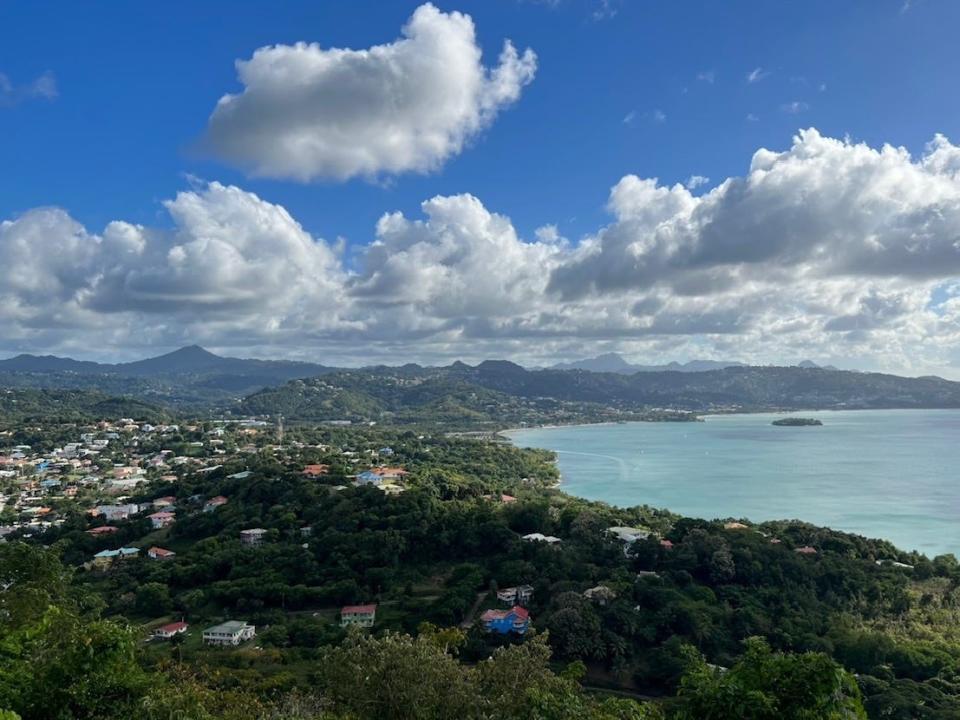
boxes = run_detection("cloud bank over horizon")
[3,129,960,377]
[203,3,537,182]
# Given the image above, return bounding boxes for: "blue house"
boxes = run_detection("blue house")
[355,471,382,486]
[480,606,530,635]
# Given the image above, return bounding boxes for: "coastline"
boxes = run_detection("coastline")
[499,409,960,558]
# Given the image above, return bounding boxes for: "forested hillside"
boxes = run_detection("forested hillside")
[239,363,960,422]
[0,388,167,423]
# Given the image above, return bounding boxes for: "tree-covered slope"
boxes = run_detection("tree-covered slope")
[0,388,167,424]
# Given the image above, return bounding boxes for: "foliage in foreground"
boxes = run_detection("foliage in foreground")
[0,543,873,720]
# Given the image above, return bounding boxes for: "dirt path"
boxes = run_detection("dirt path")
[459,591,489,629]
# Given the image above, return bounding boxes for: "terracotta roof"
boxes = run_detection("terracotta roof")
[341,604,377,615]
[86,526,118,535]
[481,605,529,622]
[156,621,188,633]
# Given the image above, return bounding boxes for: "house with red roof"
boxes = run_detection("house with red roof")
[152,621,188,639]
[203,495,228,513]
[340,604,377,628]
[86,525,118,536]
[480,606,530,635]
[303,464,330,477]
[148,546,176,560]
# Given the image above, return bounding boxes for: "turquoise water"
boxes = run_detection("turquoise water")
[507,410,960,557]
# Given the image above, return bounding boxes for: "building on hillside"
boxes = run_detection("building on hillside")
[148,511,175,529]
[496,585,534,606]
[794,546,818,555]
[153,621,188,639]
[355,471,382,486]
[607,526,651,544]
[303,464,330,478]
[92,547,140,569]
[583,585,618,605]
[723,521,749,531]
[202,620,255,646]
[86,525,118,536]
[93,503,140,521]
[371,467,408,481]
[148,546,176,560]
[152,496,176,509]
[203,496,228,512]
[340,604,377,628]
[522,532,562,544]
[240,528,267,546]
[480,606,530,635]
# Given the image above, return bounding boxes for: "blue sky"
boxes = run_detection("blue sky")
[2,0,960,375]
[3,0,956,242]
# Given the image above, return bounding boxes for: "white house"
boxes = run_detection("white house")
[522,532,562,544]
[497,585,534,606]
[153,621,188,639]
[202,620,256,646]
[340,604,377,628]
[607,526,652,544]
[240,528,267,546]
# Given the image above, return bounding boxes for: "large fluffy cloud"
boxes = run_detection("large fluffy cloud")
[204,3,536,181]
[4,129,960,375]
[0,183,352,352]
[550,129,960,299]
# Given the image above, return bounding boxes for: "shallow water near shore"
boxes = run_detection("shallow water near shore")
[507,409,960,557]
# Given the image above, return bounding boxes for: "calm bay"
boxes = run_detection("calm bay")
[507,409,960,557]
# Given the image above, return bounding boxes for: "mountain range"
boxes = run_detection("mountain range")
[0,346,338,408]
[549,353,744,374]
[549,353,840,374]
[0,344,334,378]
[1,346,957,420]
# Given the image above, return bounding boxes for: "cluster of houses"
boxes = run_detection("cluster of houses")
[479,584,534,635]
[0,419,227,539]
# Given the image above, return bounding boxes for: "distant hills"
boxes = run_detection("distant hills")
[0,346,337,407]
[2,346,959,421]
[240,361,960,423]
[0,344,334,379]
[550,353,745,374]
[549,352,843,374]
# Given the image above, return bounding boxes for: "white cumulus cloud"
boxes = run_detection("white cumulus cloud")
[6,129,960,376]
[204,3,537,182]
